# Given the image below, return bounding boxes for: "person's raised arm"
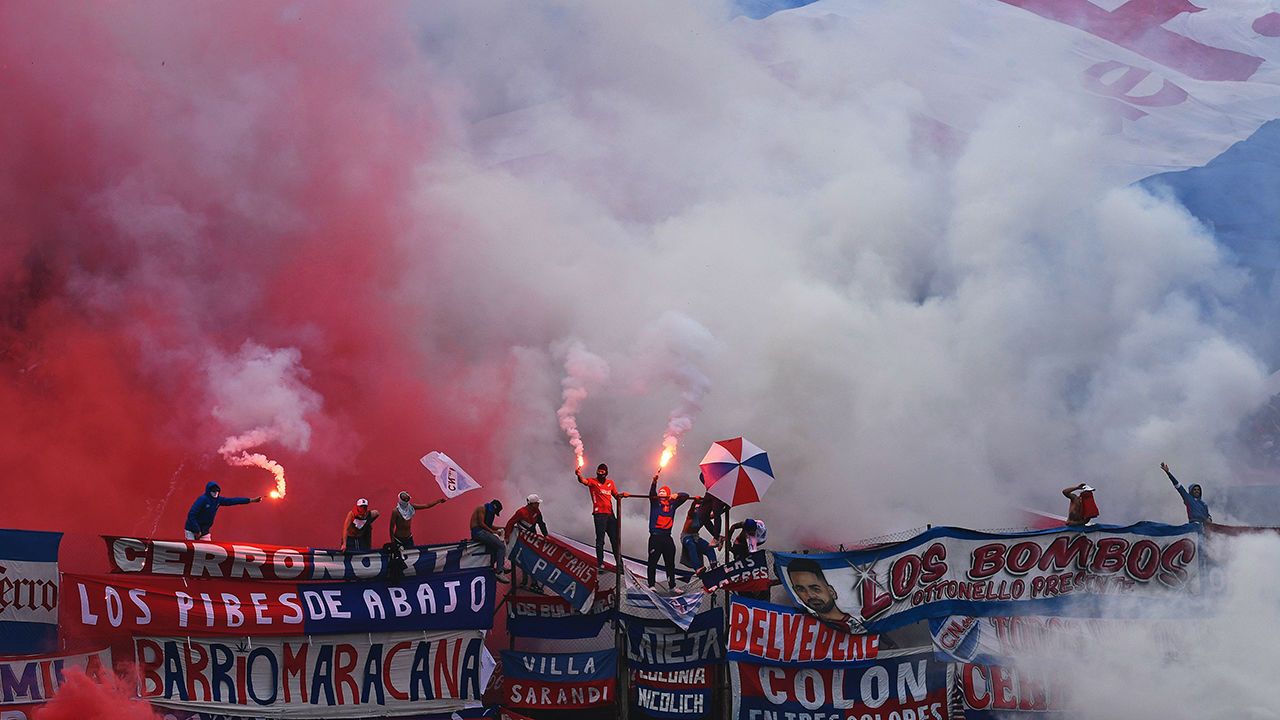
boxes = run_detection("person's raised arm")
[220,495,258,507]
[1062,484,1084,499]
[413,498,446,510]
[1161,462,1181,487]
[575,469,589,488]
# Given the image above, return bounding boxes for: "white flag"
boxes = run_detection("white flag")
[419,451,481,498]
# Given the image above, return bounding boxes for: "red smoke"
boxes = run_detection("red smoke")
[34,669,159,720]
[0,3,512,558]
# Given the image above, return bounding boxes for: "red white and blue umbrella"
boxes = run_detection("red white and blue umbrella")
[699,437,774,506]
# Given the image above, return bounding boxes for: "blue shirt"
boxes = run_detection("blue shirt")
[1167,471,1211,523]
[647,479,690,534]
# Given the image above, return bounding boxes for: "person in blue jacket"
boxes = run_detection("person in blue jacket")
[185,482,262,540]
[1161,462,1211,523]
[644,474,692,590]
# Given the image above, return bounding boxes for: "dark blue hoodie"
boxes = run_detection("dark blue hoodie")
[1165,469,1211,523]
[184,482,251,535]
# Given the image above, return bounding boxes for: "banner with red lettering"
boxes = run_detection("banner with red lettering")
[929,614,1179,666]
[775,522,1202,633]
[730,652,950,720]
[135,630,486,718]
[103,536,489,581]
[727,597,879,666]
[954,662,1069,716]
[0,647,111,719]
[63,568,493,636]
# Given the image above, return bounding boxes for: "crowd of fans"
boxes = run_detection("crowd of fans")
[184,460,1208,593]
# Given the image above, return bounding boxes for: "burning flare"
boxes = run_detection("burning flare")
[656,439,676,475]
[577,454,585,469]
[219,430,288,499]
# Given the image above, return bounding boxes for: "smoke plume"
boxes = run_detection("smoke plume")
[209,342,322,498]
[1,1,1276,557]
[556,340,611,468]
[34,669,160,720]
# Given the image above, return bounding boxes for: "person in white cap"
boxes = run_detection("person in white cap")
[342,499,380,551]
[390,491,447,548]
[1062,483,1099,527]
[505,494,549,590]
[504,494,549,539]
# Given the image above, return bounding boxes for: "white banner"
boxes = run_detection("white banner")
[419,451,482,498]
[0,648,111,707]
[135,630,486,718]
[775,522,1201,633]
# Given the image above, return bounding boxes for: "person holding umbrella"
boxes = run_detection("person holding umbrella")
[679,490,720,572]
[576,463,621,569]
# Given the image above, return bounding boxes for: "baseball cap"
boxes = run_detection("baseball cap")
[1080,485,1095,492]
[356,498,369,506]
[526,494,542,504]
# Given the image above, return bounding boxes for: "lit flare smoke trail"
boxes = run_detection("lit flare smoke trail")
[218,429,288,499]
[556,340,610,467]
[649,313,716,474]
[208,344,321,501]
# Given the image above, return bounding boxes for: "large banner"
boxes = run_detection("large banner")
[929,614,1177,665]
[632,667,713,720]
[728,597,879,666]
[699,550,771,594]
[104,536,488,581]
[64,567,493,636]
[775,522,1201,632]
[731,652,950,720]
[955,662,1067,715]
[135,630,485,718]
[508,532,597,614]
[0,648,110,718]
[500,649,616,709]
[0,529,62,655]
[622,607,724,671]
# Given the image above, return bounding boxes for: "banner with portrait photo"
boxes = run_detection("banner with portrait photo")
[774,522,1202,633]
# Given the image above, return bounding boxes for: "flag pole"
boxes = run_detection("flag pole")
[615,490,629,720]
[721,499,731,720]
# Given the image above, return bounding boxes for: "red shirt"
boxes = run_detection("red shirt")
[586,478,617,515]
[505,505,544,536]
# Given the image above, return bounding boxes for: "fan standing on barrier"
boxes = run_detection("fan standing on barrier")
[645,475,691,591]
[576,463,621,569]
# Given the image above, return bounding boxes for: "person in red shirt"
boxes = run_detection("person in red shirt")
[504,494,549,538]
[576,463,621,569]
[505,494,549,590]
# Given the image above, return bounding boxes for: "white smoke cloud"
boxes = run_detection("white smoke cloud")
[1040,532,1280,718]
[555,339,611,467]
[207,342,322,497]
[398,1,1270,549]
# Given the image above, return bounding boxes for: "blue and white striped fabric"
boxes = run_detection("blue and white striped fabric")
[0,529,63,654]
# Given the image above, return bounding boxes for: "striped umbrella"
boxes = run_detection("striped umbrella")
[698,437,774,506]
